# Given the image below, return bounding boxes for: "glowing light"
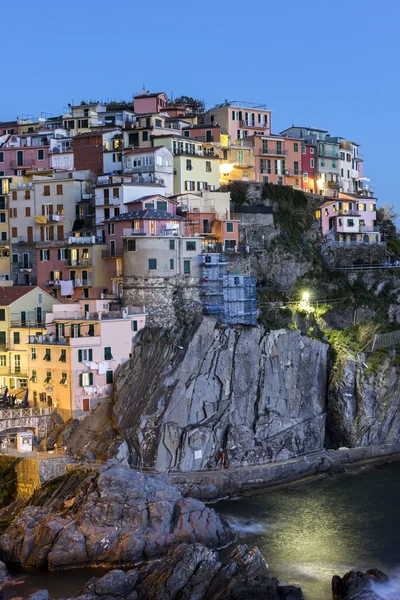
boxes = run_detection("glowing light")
[220,163,235,175]
[302,291,310,302]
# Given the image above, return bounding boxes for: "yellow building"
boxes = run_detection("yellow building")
[203,142,256,185]
[153,135,220,195]
[0,178,11,285]
[0,286,59,398]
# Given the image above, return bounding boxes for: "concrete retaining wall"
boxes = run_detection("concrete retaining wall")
[170,443,400,499]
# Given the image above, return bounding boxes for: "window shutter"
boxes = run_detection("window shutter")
[49,204,54,215]
[89,372,93,385]
[40,226,44,242]
[79,373,83,387]
[48,226,54,241]
[58,249,61,260]
[57,225,64,241]
[78,349,82,362]
[88,349,92,361]
[42,205,45,216]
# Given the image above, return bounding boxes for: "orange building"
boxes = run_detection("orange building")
[252,135,303,189]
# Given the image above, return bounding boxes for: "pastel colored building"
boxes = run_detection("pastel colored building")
[319,195,381,245]
[0,178,11,284]
[339,141,363,194]
[202,102,271,142]
[182,123,222,143]
[133,91,168,114]
[0,286,59,397]
[122,146,174,195]
[251,135,303,188]
[26,298,146,420]
[152,135,220,195]
[123,113,179,150]
[301,143,317,193]
[0,131,52,176]
[62,103,107,136]
[174,191,239,250]
[36,235,109,302]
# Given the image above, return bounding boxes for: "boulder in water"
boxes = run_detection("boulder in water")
[332,568,389,599]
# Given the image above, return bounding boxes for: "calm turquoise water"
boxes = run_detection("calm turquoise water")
[3,463,400,599]
[216,462,400,600]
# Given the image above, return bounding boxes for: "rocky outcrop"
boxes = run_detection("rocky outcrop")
[332,568,389,599]
[0,462,233,570]
[0,560,7,600]
[114,318,329,471]
[327,350,400,448]
[25,544,303,600]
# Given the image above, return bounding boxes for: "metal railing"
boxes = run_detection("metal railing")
[0,368,28,377]
[359,226,380,233]
[260,148,288,156]
[239,120,267,128]
[101,248,124,258]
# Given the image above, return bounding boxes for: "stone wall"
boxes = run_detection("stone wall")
[322,244,387,268]
[0,414,55,440]
[14,456,67,498]
[37,457,66,485]
[11,243,37,285]
[123,275,203,328]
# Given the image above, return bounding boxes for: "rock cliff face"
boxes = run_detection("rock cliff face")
[0,462,233,570]
[327,351,400,448]
[114,318,329,471]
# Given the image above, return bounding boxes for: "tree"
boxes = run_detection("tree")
[168,96,206,114]
[376,203,398,240]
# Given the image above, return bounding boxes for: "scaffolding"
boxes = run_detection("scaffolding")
[199,254,257,326]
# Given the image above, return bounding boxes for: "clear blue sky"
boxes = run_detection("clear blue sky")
[2,0,399,208]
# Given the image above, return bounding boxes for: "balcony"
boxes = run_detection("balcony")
[0,368,28,378]
[239,120,268,129]
[10,159,35,169]
[359,225,380,233]
[328,179,343,190]
[338,209,361,217]
[68,236,99,245]
[67,258,92,267]
[318,148,339,159]
[284,169,301,177]
[174,149,204,158]
[260,148,288,157]
[35,214,65,224]
[73,277,93,287]
[28,334,101,346]
[102,248,124,259]
[123,224,180,237]
[234,164,253,169]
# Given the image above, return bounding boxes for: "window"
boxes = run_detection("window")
[321,160,325,167]
[31,370,38,383]
[11,227,17,238]
[127,239,136,251]
[44,371,52,384]
[0,309,4,321]
[36,148,44,161]
[183,260,191,274]
[44,185,50,196]
[148,258,157,270]
[0,152,3,162]
[31,347,37,360]
[25,207,31,217]
[310,158,314,168]
[169,239,175,250]
[206,161,212,172]
[40,249,50,261]
[294,161,299,175]
[303,173,309,182]
[226,222,234,233]
[10,208,17,218]
[358,203,367,212]
[113,188,119,199]
[310,148,314,154]
[59,349,67,362]
[302,146,306,154]
[88,324,95,336]
[186,159,192,170]
[44,348,51,361]
[186,241,197,251]
[294,143,299,152]
[78,348,93,362]
[347,219,355,227]
[132,320,138,332]
[185,181,195,191]
[106,370,114,384]
[104,347,113,360]
[13,332,20,344]
[24,189,31,200]
[80,372,93,387]
[170,258,174,270]
[142,131,149,141]
[60,372,68,385]
[332,161,337,168]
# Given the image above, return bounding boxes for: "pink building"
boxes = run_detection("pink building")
[202,102,271,143]
[252,135,302,188]
[28,298,146,420]
[133,92,168,114]
[0,133,51,175]
[320,195,381,245]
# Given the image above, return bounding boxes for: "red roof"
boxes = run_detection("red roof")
[0,285,40,306]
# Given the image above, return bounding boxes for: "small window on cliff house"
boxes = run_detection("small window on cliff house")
[104,347,113,360]
[127,239,136,251]
[106,370,114,384]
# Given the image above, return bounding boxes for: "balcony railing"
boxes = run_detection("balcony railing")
[95,197,120,207]
[338,209,361,216]
[123,225,180,237]
[359,225,380,232]
[35,214,65,224]
[239,120,268,129]
[101,248,124,258]
[318,148,339,158]
[260,148,288,156]
[67,258,92,266]
[73,277,93,287]
[0,368,28,378]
